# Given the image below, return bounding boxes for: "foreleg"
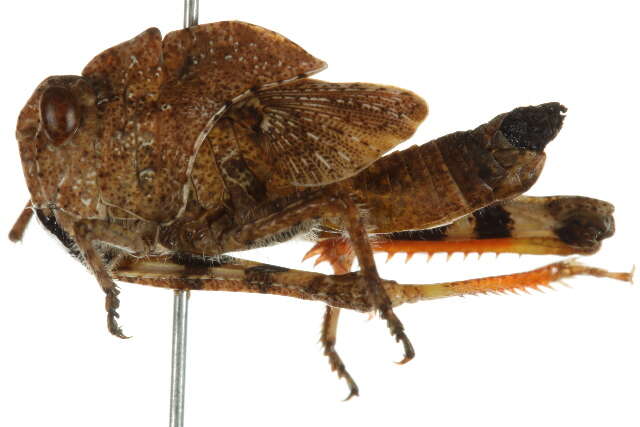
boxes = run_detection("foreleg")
[73,219,156,338]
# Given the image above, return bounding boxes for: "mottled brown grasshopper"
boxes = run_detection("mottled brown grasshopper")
[9,21,631,399]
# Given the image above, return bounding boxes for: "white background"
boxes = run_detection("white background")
[1,1,639,426]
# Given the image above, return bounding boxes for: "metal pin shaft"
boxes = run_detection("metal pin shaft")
[170,3,199,427]
[183,0,199,28]
[169,290,190,427]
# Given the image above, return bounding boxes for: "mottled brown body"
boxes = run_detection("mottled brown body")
[9,21,629,399]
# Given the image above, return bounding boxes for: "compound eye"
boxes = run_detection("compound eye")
[39,86,79,144]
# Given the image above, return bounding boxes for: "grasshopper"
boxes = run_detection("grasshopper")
[9,21,631,399]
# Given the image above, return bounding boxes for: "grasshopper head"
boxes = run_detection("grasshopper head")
[16,75,100,217]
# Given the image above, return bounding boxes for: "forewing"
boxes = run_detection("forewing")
[234,79,428,186]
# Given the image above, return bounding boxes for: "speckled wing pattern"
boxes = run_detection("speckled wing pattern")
[237,79,428,186]
[82,22,326,222]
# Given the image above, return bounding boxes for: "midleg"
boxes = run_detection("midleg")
[318,250,359,399]
[338,195,414,364]
[321,305,359,400]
